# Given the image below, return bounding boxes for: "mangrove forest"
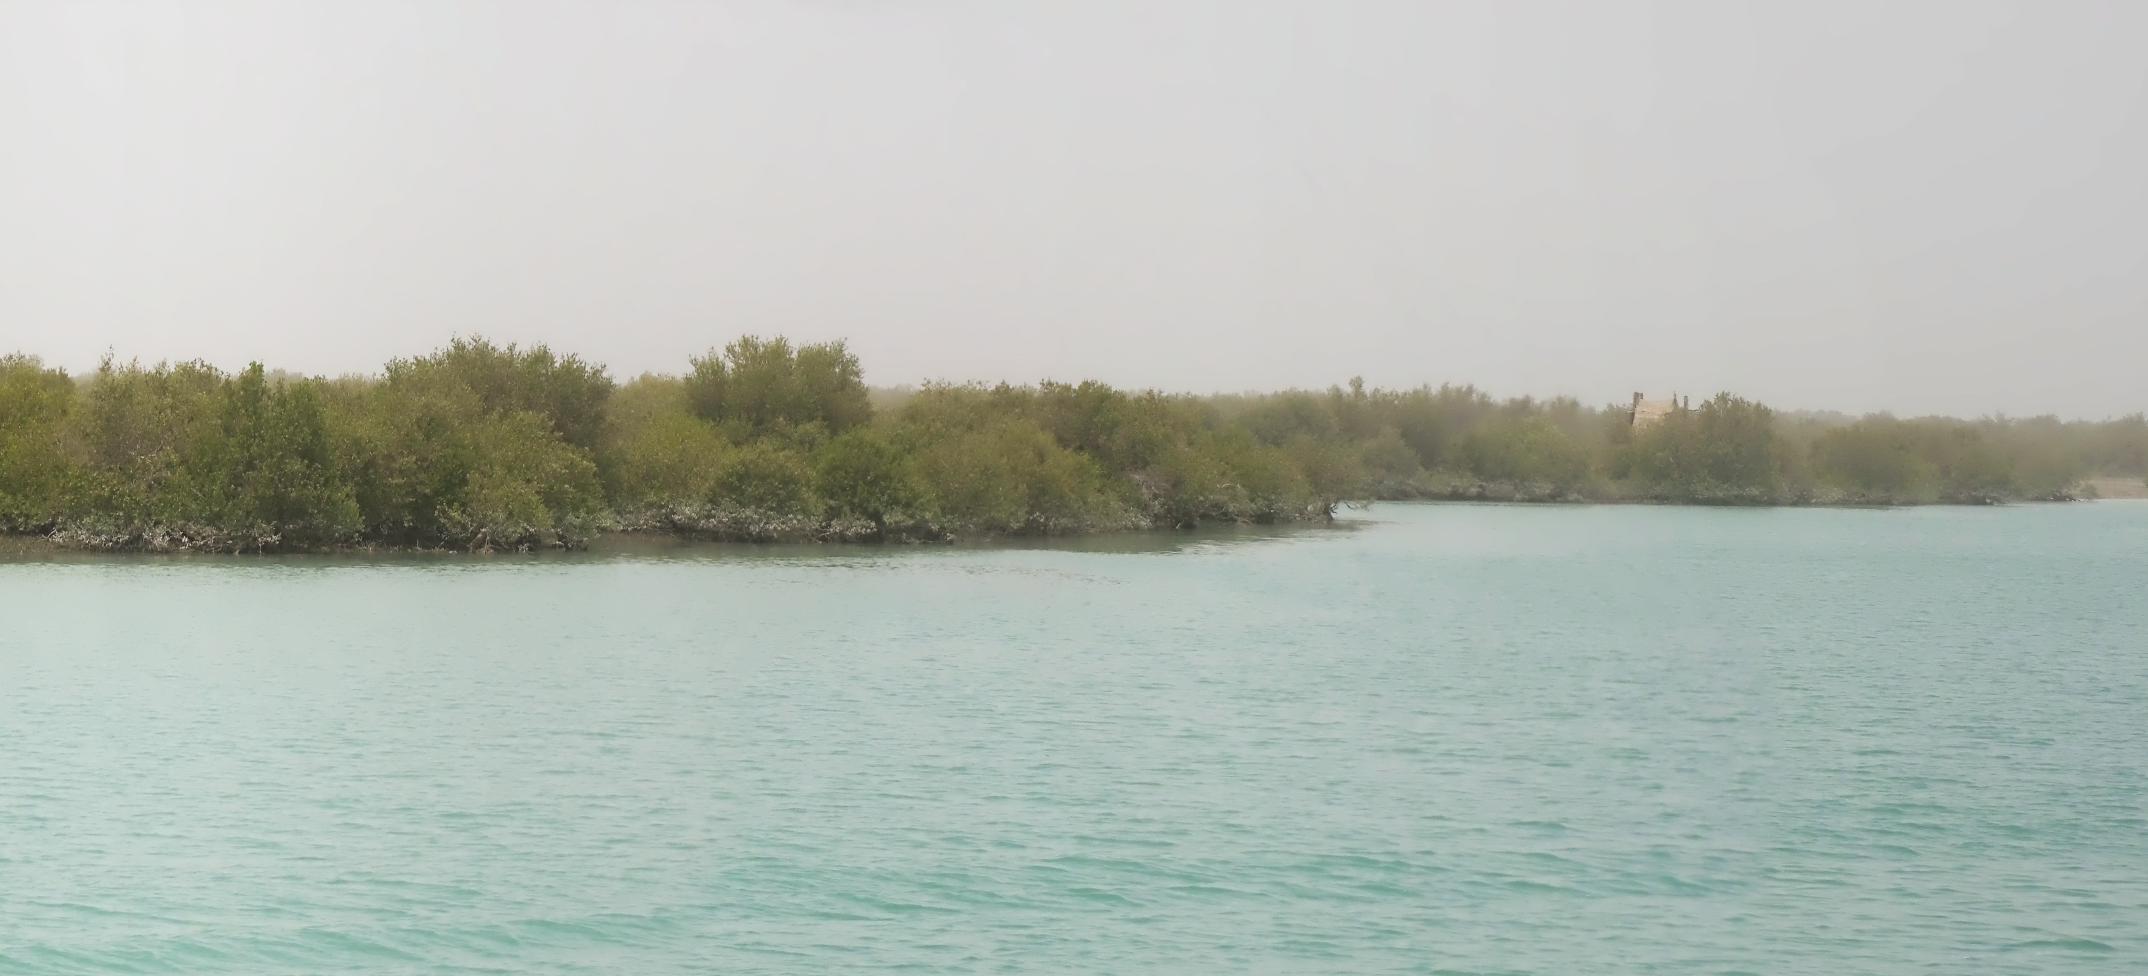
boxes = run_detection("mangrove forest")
[0,338,2142,551]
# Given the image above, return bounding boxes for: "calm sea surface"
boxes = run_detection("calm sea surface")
[2,503,2144,974]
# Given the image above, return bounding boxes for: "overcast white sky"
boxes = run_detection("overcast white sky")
[0,1,2142,417]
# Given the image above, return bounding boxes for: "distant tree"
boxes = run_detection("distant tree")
[2081,414,2147,476]
[1812,417,1935,501]
[75,356,229,521]
[345,347,605,547]
[0,355,81,530]
[188,364,361,541]
[383,337,614,451]
[1242,391,1337,447]
[910,416,1119,532]
[1627,393,1784,501]
[685,337,871,435]
[1458,416,1591,489]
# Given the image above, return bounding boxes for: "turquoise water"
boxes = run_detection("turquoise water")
[2,502,2144,974]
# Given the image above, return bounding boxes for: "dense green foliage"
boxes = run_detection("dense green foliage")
[0,355,81,532]
[684,336,872,437]
[0,338,2140,550]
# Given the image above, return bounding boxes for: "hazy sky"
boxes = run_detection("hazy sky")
[1,1,2142,417]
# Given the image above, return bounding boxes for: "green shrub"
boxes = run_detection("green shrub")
[686,336,871,435]
[76,356,227,518]
[446,410,604,547]
[1981,416,2082,499]
[1140,427,1316,526]
[712,440,819,516]
[815,427,926,526]
[1813,419,1928,501]
[1242,391,1337,446]
[383,337,613,451]
[604,412,731,508]
[338,368,602,548]
[1921,422,2015,501]
[187,365,361,542]
[1357,427,1423,482]
[1457,415,1590,489]
[1625,393,1785,501]
[0,355,81,530]
[1285,434,1367,503]
[913,419,1115,531]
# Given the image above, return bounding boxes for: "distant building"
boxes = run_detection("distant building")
[1629,393,1686,428]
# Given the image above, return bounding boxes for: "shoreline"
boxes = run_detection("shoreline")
[2086,476,2148,500]
[5,488,2139,556]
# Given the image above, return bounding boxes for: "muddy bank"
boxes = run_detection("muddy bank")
[2086,476,2148,499]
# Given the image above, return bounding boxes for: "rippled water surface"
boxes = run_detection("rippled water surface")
[3,502,2145,974]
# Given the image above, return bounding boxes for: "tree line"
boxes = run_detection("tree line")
[0,339,2140,550]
